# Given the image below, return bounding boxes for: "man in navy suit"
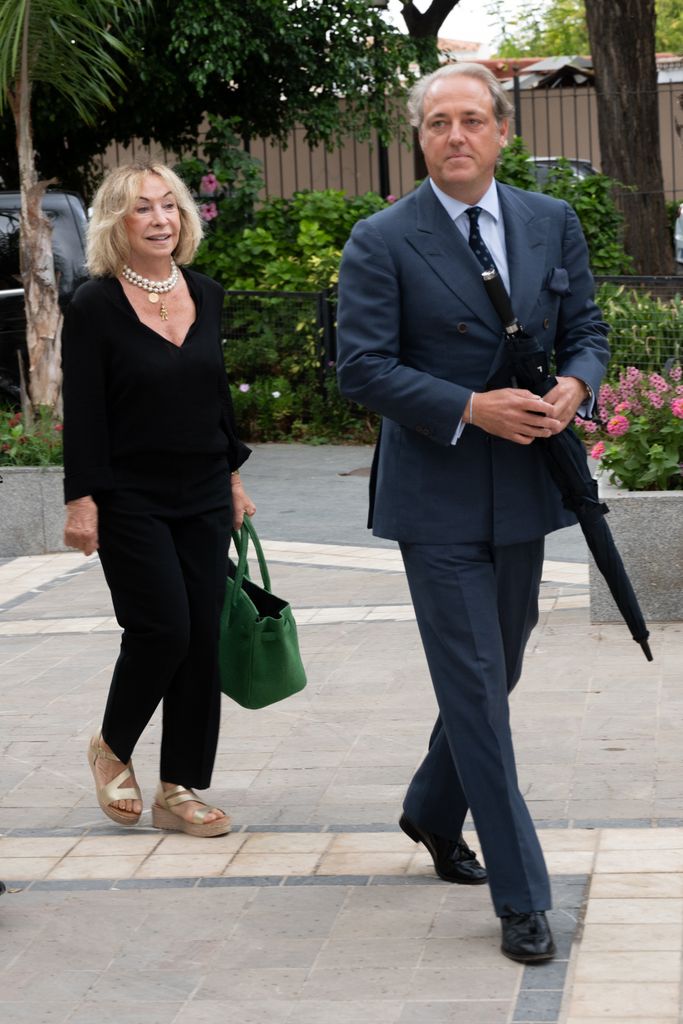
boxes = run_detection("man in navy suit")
[336,63,609,963]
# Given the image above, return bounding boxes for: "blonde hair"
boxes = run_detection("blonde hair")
[86,162,204,277]
[407,63,514,131]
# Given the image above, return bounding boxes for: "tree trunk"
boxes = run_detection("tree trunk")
[10,0,63,413]
[584,0,673,274]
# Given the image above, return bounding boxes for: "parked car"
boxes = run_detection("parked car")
[0,190,88,402]
[529,157,599,187]
[674,202,683,265]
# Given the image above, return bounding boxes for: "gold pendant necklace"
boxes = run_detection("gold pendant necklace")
[121,259,179,318]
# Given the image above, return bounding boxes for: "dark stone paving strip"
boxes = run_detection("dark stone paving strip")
[513,875,589,1024]
[0,560,95,614]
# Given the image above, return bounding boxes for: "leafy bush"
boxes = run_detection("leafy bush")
[179,129,678,444]
[0,408,63,466]
[497,139,633,274]
[595,283,683,377]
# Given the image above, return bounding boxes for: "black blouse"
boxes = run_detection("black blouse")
[62,267,250,502]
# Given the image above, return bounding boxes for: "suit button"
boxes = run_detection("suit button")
[457,322,468,333]
[543,317,550,329]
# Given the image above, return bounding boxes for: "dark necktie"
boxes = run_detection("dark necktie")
[465,206,497,272]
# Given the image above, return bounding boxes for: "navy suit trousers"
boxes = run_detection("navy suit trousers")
[399,538,551,916]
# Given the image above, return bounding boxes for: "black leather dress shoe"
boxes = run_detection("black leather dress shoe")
[399,813,487,884]
[500,908,556,963]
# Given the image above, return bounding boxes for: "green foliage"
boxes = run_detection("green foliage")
[0,0,150,122]
[229,375,378,444]
[490,0,683,57]
[594,284,683,376]
[0,407,63,465]
[179,135,389,292]
[178,140,388,442]
[1,0,424,194]
[495,136,540,191]
[496,139,632,274]
[169,0,421,149]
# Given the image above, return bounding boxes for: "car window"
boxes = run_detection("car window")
[0,211,21,285]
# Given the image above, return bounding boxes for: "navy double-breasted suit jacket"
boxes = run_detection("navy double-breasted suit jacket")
[336,179,610,546]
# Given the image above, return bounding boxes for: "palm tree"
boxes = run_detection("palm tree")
[0,1,148,411]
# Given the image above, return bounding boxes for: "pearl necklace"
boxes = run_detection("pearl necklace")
[121,259,179,320]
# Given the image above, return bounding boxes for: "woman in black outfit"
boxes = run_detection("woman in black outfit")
[63,162,255,837]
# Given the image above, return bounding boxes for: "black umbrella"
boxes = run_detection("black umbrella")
[482,268,653,662]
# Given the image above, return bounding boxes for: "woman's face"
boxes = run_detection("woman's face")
[124,173,181,266]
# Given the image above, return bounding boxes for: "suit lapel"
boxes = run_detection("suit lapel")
[403,181,501,333]
[498,184,549,328]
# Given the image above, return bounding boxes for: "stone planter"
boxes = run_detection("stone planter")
[0,466,67,557]
[589,476,683,623]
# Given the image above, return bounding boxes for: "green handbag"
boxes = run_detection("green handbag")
[219,516,307,709]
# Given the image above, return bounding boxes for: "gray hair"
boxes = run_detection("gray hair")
[407,63,514,131]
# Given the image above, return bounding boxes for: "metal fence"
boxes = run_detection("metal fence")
[100,81,683,205]
[221,279,682,382]
[221,289,336,384]
[238,81,683,203]
[594,276,683,374]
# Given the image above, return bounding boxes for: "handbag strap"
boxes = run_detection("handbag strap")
[230,516,272,606]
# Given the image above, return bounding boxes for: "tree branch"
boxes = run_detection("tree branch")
[401,0,462,38]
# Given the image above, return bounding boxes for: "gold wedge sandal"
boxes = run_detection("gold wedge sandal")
[152,784,231,837]
[87,735,142,826]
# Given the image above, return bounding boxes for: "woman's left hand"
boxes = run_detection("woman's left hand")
[231,474,257,530]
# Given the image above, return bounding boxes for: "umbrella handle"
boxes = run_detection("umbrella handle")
[482,269,517,329]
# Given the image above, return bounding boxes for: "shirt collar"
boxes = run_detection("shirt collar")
[429,178,500,224]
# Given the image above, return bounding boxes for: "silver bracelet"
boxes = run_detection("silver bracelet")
[469,392,475,426]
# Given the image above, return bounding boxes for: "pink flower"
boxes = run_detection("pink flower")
[200,173,218,195]
[671,397,683,419]
[670,366,682,382]
[606,414,630,437]
[647,391,664,409]
[590,441,606,459]
[581,419,598,433]
[238,383,250,393]
[199,202,218,222]
[615,401,631,413]
[386,194,397,204]
[648,372,669,393]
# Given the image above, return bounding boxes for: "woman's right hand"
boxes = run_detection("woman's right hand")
[64,496,99,555]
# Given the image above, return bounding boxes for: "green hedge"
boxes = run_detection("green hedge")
[175,128,678,442]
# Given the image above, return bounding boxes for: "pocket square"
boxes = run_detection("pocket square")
[545,267,571,295]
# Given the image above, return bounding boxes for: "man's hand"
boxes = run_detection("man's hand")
[543,376,589,430]
[64,496,99,555]
[464,388,562,445]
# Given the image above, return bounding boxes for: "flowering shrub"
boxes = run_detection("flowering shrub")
[0,408,63,466]
[579,366,683,491]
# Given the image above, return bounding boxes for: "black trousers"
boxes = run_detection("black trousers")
[96,455,232,789]
[400,538,551,916]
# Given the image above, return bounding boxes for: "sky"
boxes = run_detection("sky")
[383,0,529,55]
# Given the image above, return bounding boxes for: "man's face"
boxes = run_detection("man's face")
[419,74,508,205]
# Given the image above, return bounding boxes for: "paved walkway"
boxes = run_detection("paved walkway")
[1,445,681,1023]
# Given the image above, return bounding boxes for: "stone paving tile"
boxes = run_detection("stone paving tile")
[1,523,683,1022]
